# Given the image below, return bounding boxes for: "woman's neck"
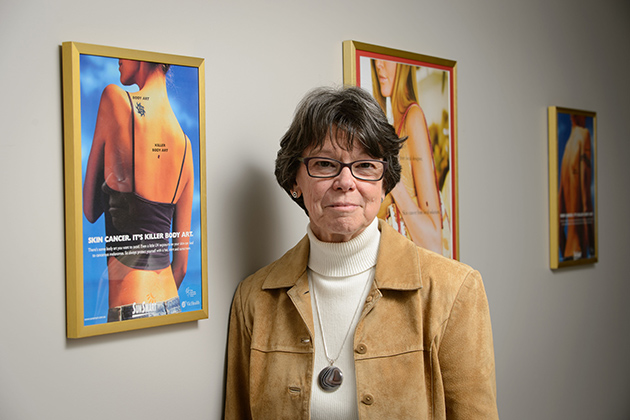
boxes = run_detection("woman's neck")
[307,218,380,278]
[134,63,167,95]
[137,75,167,97]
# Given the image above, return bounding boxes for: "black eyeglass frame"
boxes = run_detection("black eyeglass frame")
[297,157,389,181]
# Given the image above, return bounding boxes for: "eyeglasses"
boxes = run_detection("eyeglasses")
[298,157,388,181]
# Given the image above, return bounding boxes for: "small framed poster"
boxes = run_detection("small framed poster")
[548,106,597,269]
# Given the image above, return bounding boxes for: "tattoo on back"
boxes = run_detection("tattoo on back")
[135,102,146,117]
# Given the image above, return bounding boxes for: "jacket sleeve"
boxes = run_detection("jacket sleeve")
[224,283,253,420]
[438,270,499,419]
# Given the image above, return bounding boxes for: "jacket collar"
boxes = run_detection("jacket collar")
[262,219,422,291]
[374,219,423,290]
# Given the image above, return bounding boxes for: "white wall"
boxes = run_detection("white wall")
[1,0,629,419]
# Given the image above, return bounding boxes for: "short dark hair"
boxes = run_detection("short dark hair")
[149,62,171,74]
[275,86,403,212]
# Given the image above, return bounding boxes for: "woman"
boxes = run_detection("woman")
[371,59,446,255]
[558,114,594,261]
[225,86,498,419]
[83,59,194,322]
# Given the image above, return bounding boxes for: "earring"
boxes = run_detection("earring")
[292,191,298,198]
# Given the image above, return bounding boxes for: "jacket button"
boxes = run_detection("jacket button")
[355,344,367,354]
[361,394,374,405]
[366,295,373,303]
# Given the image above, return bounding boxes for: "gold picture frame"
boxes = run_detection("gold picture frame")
[548,106,597,269]
[343,40,459,259]
[62,42,208,337]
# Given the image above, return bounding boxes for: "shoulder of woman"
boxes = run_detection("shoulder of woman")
[234,261,278,306]
[404,104,428,129]
[97,84,132,122]
[406,103,423,115]
[417,247,479,287]
[100,84,130,107]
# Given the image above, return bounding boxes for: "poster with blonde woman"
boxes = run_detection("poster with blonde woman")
[344,41,458,259]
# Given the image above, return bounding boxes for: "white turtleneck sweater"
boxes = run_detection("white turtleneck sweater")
[307,218,381,420]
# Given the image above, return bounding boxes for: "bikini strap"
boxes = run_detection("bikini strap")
[396,102,419,135]
[171,133,188,204]
[126,92,135,192]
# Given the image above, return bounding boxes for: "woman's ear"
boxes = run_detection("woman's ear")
[292,183,302,198]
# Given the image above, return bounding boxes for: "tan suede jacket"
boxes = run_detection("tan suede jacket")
[225,220,499,419]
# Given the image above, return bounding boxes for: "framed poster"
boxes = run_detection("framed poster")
[62,42,208,337]
[548,106,597,269]
[343,40,459,259]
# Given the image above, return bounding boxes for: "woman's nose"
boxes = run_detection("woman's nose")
[333,166,356,191]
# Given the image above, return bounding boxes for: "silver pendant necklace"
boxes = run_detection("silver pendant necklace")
[311,276,372,392]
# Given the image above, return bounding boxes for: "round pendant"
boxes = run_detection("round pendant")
[318,366,343,391]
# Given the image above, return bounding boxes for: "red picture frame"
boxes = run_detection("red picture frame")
[343,41,459,259]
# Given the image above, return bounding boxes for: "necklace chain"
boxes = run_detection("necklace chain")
[311,276,372,366]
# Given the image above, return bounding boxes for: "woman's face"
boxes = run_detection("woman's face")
[293,136,385,243]
[118,59,140,86]
[375,60,397,98]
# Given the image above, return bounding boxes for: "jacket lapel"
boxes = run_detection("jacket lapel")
[262,235,314,338]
